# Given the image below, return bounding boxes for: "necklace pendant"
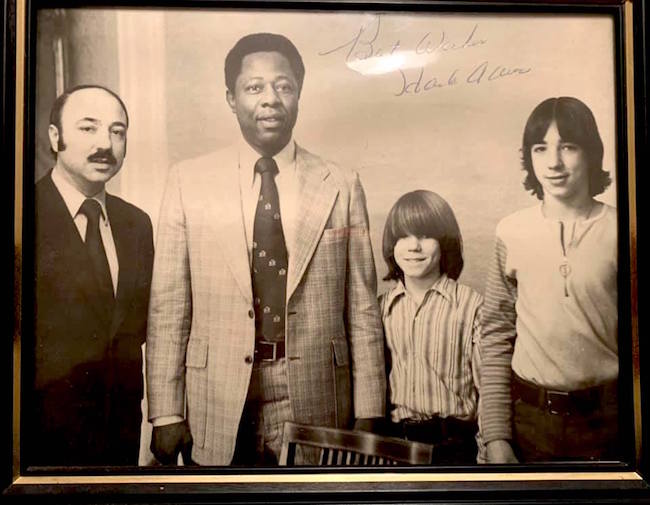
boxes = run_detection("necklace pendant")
[559,261,571,278]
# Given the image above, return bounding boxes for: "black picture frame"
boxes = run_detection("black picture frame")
[3,0,650,503]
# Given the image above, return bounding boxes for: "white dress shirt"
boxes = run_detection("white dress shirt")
[51,167,119,295]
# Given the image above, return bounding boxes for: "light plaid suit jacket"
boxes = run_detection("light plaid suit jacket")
[146,144,386,465]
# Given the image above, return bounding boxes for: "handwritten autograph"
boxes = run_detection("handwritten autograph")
[320,15,532,95]
[319,15,487,64]
[396,62,532,96]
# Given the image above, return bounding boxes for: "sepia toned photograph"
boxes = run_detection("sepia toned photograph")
[5,0,648,501]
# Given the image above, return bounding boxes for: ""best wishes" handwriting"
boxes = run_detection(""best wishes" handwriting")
[319,15,487,63]
[319,15,532,95]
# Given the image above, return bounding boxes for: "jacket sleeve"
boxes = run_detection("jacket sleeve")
[146,165,193,421]
[345,173,387,419]
[136,213,155,345]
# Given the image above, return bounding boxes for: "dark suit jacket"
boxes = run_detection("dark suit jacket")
[32,172,154,466]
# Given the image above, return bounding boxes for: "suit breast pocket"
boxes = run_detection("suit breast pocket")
[185,339,208,448]
[320,227,350,244]
[331,337,352,428]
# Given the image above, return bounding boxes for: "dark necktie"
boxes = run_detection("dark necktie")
[251,157,288,343]
[79,199,115,311]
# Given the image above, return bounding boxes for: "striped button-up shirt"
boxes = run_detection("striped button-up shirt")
[379,274,483,423]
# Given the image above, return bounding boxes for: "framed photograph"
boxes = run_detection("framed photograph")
[3,0,649,502]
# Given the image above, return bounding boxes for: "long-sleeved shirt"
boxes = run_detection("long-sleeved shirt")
[480,203,618,444]
[379,274,483,423]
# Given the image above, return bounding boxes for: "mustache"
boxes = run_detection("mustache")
[87,149,117,164]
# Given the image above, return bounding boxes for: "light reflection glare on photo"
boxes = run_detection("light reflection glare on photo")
[346,50,439,75]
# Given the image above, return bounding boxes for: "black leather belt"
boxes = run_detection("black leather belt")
[512,373,617,416]
[394,416,477,445]
[254,340,285,362]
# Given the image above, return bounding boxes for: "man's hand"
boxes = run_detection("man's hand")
[151,420,193,465]
[486,439,519,463]
[353,417,385,434]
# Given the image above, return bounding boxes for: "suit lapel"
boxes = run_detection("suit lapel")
[106,196,136,336]
[207,149,253,303]
[37,175,113,328]
[287,147,339,300]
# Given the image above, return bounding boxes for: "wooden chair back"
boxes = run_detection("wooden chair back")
[278,421,433,466]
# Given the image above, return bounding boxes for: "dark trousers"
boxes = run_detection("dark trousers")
[390,416,478,465]
[512,374,619,462]
[31,393,142,467]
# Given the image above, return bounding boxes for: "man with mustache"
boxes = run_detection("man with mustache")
[32,85,154,466]
[146,33,386,465]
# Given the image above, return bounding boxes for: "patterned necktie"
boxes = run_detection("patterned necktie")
[252,157,288,343]
[79,199,115,311]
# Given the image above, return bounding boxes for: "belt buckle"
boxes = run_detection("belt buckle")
[546,390,570,415]
[260,341,277,362]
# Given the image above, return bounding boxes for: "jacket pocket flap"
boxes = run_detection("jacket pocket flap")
[331,338,349,367]
[321,227,349,243]
[185,340,208,368]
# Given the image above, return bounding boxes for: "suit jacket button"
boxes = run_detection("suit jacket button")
[245,355,253,364]
[248,310,254,319]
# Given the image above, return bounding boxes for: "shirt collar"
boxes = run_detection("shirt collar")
[51,166,108,221]
[239,138,296,187]
[384,273,455,312]
[537,200,607,224]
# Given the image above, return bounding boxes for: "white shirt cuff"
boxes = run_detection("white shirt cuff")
[152,415,184,427]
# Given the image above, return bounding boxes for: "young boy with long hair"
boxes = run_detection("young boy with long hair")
[480,97,618,463]
[380,190,484,464]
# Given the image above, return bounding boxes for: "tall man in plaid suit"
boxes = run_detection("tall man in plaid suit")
[146,33,386,465]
